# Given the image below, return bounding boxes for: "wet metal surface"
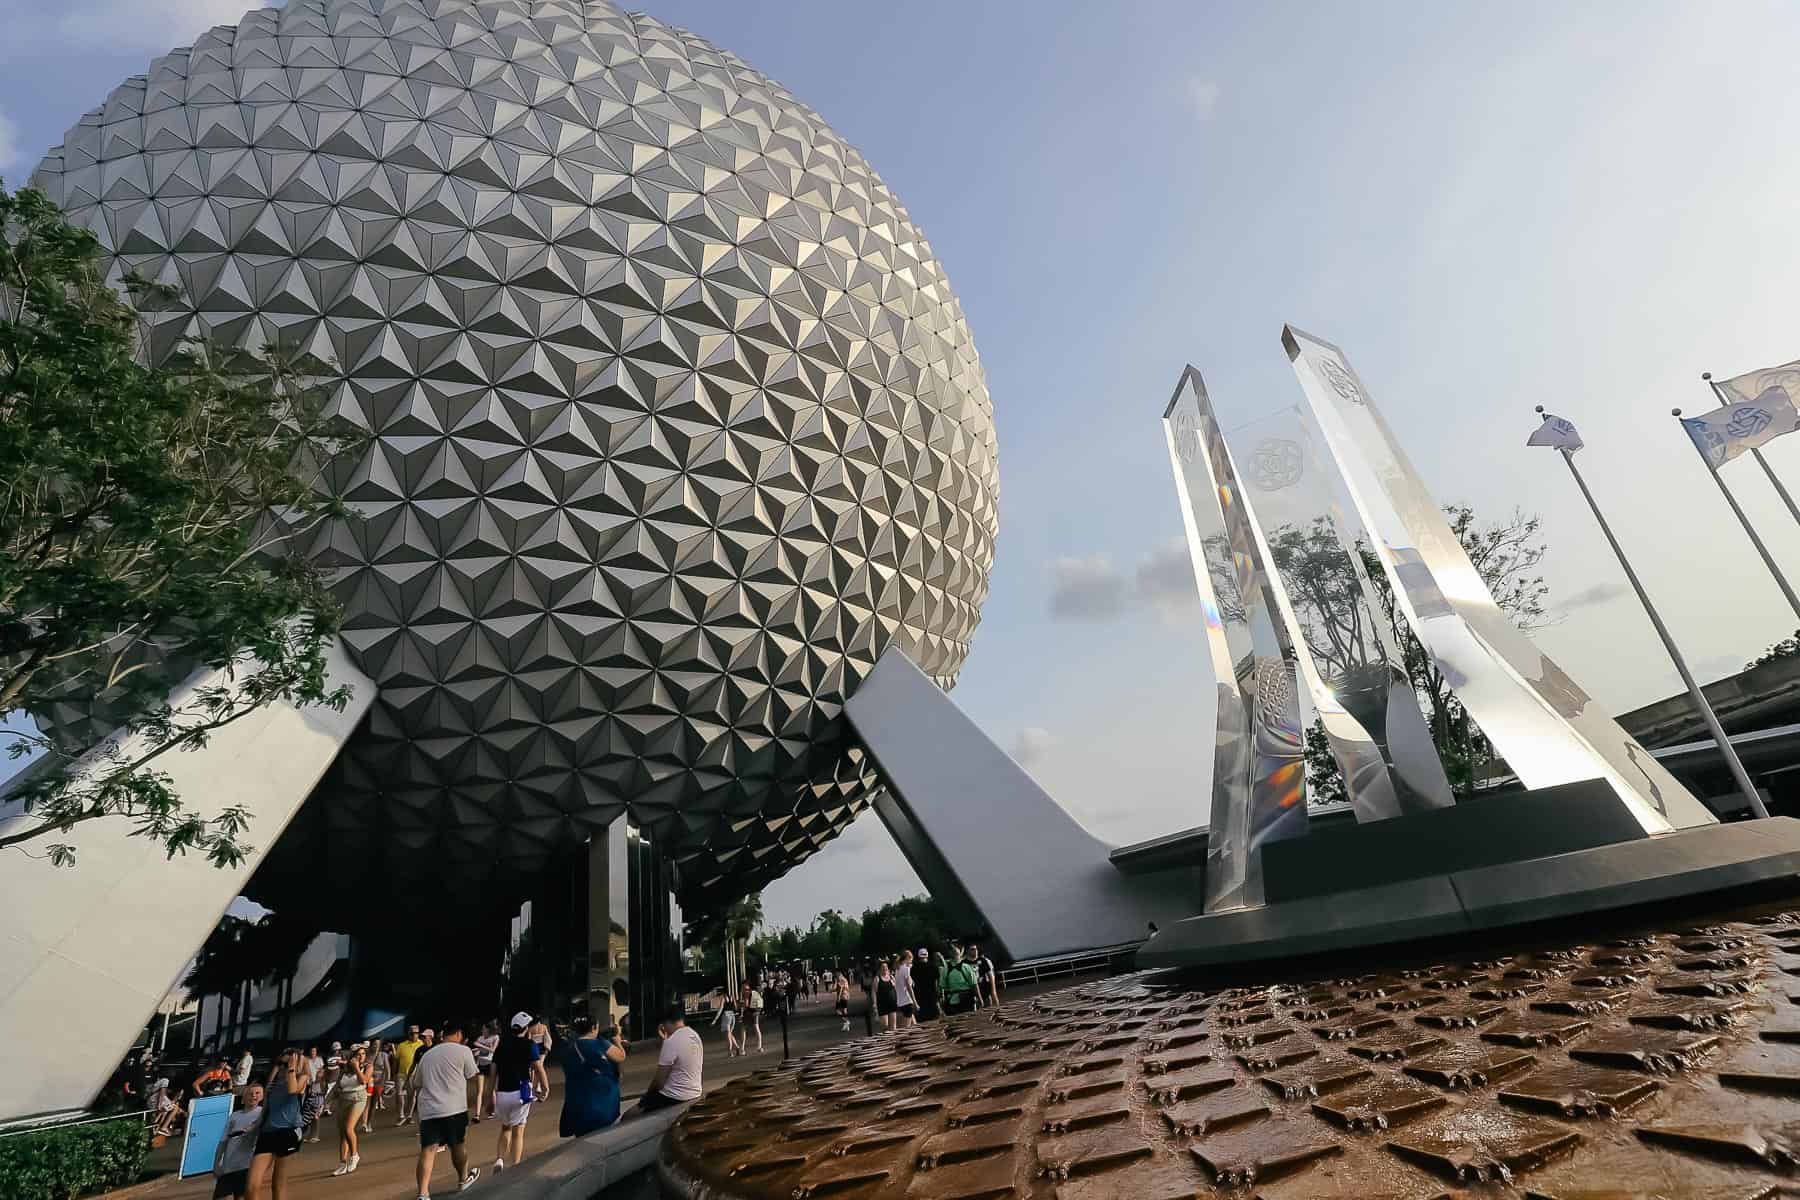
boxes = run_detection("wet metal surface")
[662,902,1800,1197]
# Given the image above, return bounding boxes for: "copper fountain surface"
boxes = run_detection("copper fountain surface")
[662,900,1800,1198]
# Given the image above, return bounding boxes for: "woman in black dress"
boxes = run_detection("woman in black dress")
[874,960,898,1032]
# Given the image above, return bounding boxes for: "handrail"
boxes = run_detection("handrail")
[997,945,1136,989]
[0,1108,152,1139]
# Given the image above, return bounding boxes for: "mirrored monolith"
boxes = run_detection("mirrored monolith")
[1231,405,1457,817]
[1163,367,1308,911]
[1283,325,1715,832]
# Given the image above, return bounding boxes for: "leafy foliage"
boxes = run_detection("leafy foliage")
[1299,504,1551,798]
[1748,628,1800,670]
[748,895,959,968]
[1303,720,1348,806]
[0,1115,149,1200]
[0,186,366,867]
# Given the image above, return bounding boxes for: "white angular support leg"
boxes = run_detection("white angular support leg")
[0,639,372,1121]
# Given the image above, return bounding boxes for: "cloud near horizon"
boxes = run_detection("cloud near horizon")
[1561,581,1628,611]
[1048,555,1130,619]
[0,0,280,62]
[1049,540,1200,623]
[1183,77,1221,121]
[1010,726,1055,766]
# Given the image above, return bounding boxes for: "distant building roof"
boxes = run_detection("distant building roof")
[1618,654,1800,749]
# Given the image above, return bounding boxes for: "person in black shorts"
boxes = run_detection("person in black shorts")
[412,1023,481,1199]
[246,1050,310,1200]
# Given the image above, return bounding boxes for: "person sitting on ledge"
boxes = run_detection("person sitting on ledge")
[635,1005,702,1114]
[554,1016,627,1137]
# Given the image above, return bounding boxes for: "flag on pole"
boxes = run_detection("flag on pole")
[1681,361,1800,468]
[1526,412,1583,453]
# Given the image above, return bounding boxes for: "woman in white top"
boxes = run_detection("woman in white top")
[711,995,740,1056]
[330,1045,371,1175]
[894,950,917,1028]
[472,1022,500,1122]
[213,1083,264,1200]
[743,984,764,1054]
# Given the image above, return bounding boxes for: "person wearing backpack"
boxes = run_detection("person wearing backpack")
[940,945,978,1016]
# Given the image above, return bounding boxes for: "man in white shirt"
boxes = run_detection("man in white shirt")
[234,1048,255,1087]
[636,1005,703,1113]
[894,951,917,1028]
[411,1023,481,1199]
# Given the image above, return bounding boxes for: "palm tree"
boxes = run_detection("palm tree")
[185,915,253,1051]
[722,893,764,995]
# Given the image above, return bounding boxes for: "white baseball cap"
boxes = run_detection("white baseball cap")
[509,1011,532,1030]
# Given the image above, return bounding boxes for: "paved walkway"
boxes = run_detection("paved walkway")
[110,992,897,1200]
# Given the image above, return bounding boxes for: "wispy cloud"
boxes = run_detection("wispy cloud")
[0,1,279,61]
[1048,556,1129,620]
[1136,538,1199,620]
[1050,541,1206,623]
[1183,77,1221,121]
[1010,726,1055,766]
[1562,581,1627,611]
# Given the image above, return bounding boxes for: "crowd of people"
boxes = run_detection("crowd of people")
[717,940,1002,1040]
[862,940,1000,1029]
[114,945,1004,1197]
[122,1002,707,1200]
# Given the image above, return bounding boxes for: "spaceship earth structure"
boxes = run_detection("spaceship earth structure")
[31,0,997,918]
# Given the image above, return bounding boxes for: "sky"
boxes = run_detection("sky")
[5,0,1800,933]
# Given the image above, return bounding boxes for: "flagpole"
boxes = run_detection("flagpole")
[1673,399,1800,622]
[1704,372,1800,533]
[1542,408,1768,819]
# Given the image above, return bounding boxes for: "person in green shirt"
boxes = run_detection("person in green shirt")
[939,944,978,1016]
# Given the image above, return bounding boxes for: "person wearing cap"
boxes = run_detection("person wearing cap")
[489,1012,540,1173]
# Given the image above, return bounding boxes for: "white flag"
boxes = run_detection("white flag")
[1681,361,1800,468]
[1526,413,1583,453]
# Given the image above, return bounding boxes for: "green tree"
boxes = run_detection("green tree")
[1748,628,1800,670]
[0,186,364,867]
[1293,505,1550,798]
[857,894,956,958]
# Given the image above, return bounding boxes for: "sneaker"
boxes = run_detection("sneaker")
[347,1155,359,1173]
[332,1164,350,1177]
[493,1158,505,1173]
[459,1167,480,1191]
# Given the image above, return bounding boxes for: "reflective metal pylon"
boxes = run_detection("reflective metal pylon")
[1283,325,1715,832]
[1163,367,1309,912]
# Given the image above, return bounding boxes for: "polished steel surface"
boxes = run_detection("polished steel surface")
[1163,368,1307,913]
[847,648,1192,964]
[1283,325,1713,834]
[29,0,998,917]
[1229,405,1455,820]
[663,898,1800,1199]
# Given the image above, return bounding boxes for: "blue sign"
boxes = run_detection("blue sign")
[179,1094,235,1179]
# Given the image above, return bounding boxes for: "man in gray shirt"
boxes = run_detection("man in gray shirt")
[411,1023,481,1199]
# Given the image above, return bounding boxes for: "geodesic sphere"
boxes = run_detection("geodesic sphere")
[32,0,996,912]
